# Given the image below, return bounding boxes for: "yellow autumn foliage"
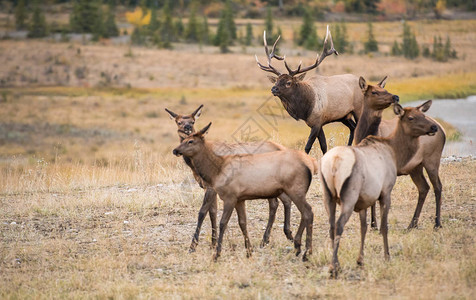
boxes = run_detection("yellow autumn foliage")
[125,7,151,27]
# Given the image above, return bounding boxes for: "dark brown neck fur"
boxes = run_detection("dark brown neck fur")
[187,141,224,186]
[387,124,420,171]
[279,82,315,121]
[355,108,383,144]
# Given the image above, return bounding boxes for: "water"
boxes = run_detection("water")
[407,96,476,157]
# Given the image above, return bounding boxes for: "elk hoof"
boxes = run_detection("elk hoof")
[329,265,338,279]
[356,257,364,266]
[434,220,442,229]
[213,253,220,262]
[302,250,311,262]
[260,239,269,248]
[285,231,294,241]
[188,247,196,253]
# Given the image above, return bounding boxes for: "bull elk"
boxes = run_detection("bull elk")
[355,78,446,229]
[173,123,317,261]
[165,105,293,252]
[320,101,438,278]
[255,25,364,154]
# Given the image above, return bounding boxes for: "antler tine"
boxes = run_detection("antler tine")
[255,31,283,76]
[286,25,339,76]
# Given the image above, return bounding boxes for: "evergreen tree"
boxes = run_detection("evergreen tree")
[148,5,160,33]
[200,16,210,44]
[103,5,119,38]
[297,8,315,46]
[185,0,200,42]
[28,1,48,38]
[444,36,456,59]
[158,0,175,48]
[15,0,28,30]
[391,40,401,56]
[422,45,431,57]
[70,0,103,34]
[334,22,349,54]
[265,6,274,44]
[92,6,105,41]
[175,17,184,39]
[131,26,146,45]
[245,23,253,46]
[364,22,378,53]
[402,21,419,59]
[213,0,236,50]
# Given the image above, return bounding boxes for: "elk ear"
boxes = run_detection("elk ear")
[198,122,212,136]
[268,76,277,83]
[417,100,432,112]
[378,75,388,88]
[359,77,368,93]
[192,104,203,119]
[296,73,306,81]
[393,103,405,118]
[165,108,178,120]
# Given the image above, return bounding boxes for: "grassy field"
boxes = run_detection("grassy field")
[1,18,475,298]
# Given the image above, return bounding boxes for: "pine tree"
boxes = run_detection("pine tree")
[265,6,274,44]
[175,17,184,39]
[15,0,28,30]
[213,0,236,50]
[148,5,160,33]
[70,0,103,34]
[158,0,175,48]
[28,1,48,38]
[185,0,200,42]
[200,16,210,45]
[298,8,315,46]
[245,23,253,46]
[103,5,119,38]
[364,22,378,53]
[391,40,401,56]
[334,22,349,54]
[92,6,105,41]
[402,21,419,59]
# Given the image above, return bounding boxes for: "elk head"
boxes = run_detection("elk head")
[173,122,212,157]
[165,104,203,139]
[394,101,438,137]
[256,25,338,98]
[359,76,399,110]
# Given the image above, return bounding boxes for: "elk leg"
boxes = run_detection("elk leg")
[305,125,320,154]
[408,164,429,229]
[209,191,218,247]
[370,204,378,230]
[235,201,252,257]
[280,196,294,241]
[317,128,328,154]
[260,198,279,247]
[288,193,313,261]
[214,200,236,261]
[379,193,391,261]
[426,165,443,229]
[357,209,368,266]
[190,188,217,252]
[331,202,354,278]
[342,118,356,146]
[322,177,336,249]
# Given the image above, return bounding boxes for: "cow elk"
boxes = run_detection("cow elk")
[256,25,364,154]
[165,105,293,253]
[320,101,438,278]
[355,78,446,229]
[173,123,317,261]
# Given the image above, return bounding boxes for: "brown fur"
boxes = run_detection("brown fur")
[173,123,317,261]
[320,103,438,278]
[165,106,293,253]
[353,81,446,229]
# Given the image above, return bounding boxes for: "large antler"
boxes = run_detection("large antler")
[284,25,339,76]
[255,31,284,76]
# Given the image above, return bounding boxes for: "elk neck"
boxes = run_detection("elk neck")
[386,122,420,171]
[355,108,383,144]
[278,82,315,121]
[188,141,225,186]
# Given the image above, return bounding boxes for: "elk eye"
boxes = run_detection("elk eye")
[286,81,292,87]
[188,140,193,144]
[408,116,414,121]
[191,122,194,125]
[178,122,182,125]
[372,91,378,95]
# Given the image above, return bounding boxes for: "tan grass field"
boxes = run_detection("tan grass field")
[1,18,475,298]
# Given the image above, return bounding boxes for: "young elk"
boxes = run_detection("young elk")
[256,26,364,154]
[165,105,293,252]
[173,123,317,261]
[355,78,446,229]
[320,101,438,278]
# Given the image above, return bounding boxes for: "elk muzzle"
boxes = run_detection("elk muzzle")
[271,86,280,96]
[173,148,182,156]
[184,124,193,135]
[428,125,438,136]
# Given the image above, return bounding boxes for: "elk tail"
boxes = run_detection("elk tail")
[320,147,355,198]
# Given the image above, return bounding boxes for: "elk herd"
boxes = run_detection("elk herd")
[165,26,446,278]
